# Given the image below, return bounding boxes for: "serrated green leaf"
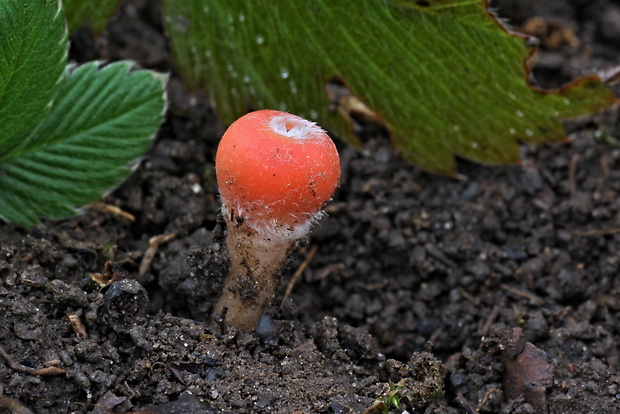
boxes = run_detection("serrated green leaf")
[63,0,121,34]
[0,61,167,226]
[163,0,617,175]
[0,0,67,157]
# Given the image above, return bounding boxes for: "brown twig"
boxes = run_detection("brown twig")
[0,346,66,376]
[89,202,136,222]
[568,153,580,193]
[500,284,544,306]
[600,152,610,177]
[0,395,34,414]
[281,244,319,306]
[570,227,620,236]
[479,306,500,337]
[362,400,384,414]
[459,287,477,304]
[139,234,176,276]
[67,312,88,340]
[313,263,345,281]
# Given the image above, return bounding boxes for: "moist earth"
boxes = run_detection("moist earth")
[1,0,620,413]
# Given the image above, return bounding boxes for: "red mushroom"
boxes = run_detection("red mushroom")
[214,110,340,331]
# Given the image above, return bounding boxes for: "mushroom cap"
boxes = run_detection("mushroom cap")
[216,110,340,238]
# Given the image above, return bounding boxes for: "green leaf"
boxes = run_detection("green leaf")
[0,0,67,157]
[163,0,617,175]
[63,0,121,34]
[0,62,167,226]
[0,0,167,226]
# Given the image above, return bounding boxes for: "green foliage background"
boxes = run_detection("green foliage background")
[63,0,120,34]
[164,0,616,175]
[0,0,166,226]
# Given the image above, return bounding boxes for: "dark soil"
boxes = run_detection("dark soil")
[2,0,620,413]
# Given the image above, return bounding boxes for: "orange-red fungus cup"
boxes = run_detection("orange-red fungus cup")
[216,110,340,238]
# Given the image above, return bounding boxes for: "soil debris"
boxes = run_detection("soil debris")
[493,328,553,413]
[1,0,619,412]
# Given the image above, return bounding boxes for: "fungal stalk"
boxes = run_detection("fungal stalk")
[214,110,340,331]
